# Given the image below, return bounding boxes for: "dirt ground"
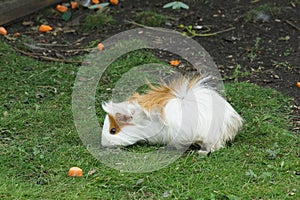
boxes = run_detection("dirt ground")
[3,0,300,127]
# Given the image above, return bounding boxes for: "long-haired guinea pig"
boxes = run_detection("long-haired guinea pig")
[101,76,243,153]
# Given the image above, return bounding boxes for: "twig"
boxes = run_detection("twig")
[27,68,51,80]
[285,20,300,31]
[39,55,83,64]
[24,43,47,51]
[26,42,94,53]
[12,47,83,64]
[124,20,153,29]
[185,26,236,37]
[124,20,235,37]
[60,48,94,53]
[36,43,70,47]
[35,37,87,47]
[71,37,87,46]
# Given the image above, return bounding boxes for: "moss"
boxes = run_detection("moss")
[83,12,114,31]
[135,11,166,27]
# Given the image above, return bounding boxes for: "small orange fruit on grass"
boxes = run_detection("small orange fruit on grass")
[39,25,53,32]
[110,0,119,5]
[13,32,21,37]
[0,27,7,35]
[68,167,83,177]
[56,4,68,13]
[97,43,104,51]
[169,59,180,67]
[297,82,300,88]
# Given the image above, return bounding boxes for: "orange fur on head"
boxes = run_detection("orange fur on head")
[108,114,121,134]
[108,113,133,135]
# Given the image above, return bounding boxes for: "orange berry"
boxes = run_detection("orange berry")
[13,32,21,37]
[169,60,180,67]
[71,1,78,9]
[297,82,300,88]
[68,167,83,177]
[0,27,7,35]
[38,25,53,32]
[110,0,118,5]
[56,4,68,13]
[97,43,104,51]
[92,0,100,4]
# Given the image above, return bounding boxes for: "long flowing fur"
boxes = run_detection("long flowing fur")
[101,76,243,152]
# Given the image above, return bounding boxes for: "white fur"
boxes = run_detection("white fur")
[101,78,243,152]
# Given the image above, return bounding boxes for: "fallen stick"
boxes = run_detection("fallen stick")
[124,20,236,37]
[285,20,300,31]
[13,47,83,64]
[185,26,236,37]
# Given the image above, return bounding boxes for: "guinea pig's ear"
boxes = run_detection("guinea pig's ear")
[102,102,114,114]
[115,112,133,123]
[102,101,134,122]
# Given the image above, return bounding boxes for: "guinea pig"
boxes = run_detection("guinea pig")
[101,76,243,153]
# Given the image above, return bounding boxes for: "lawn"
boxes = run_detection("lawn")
[0,39,299,199]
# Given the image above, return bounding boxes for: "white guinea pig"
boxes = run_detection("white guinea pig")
[101,76,243,153]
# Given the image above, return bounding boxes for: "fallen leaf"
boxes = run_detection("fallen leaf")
[88,169,97,175]
[273,74,280,79]
[135,179,144,186]
[78,0,91,7]
[22,21,34,26]
[163,190,173,198]
[278,36,290,41]
[3,111,8,117]
[62,10,72,21]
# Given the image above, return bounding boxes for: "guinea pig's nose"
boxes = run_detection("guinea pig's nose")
[110,128,116,134]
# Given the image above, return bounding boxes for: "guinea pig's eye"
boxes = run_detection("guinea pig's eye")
[110,128,116,135]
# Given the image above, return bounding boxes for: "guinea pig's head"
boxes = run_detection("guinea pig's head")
[101,101,151,147]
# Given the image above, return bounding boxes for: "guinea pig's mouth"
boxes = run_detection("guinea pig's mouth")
[101,140,124,148]
[101,131,151,148]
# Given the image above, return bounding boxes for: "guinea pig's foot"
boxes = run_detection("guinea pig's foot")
[197,150,211,157]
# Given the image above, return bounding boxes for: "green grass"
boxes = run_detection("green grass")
[223,64,249,81]
[248,37,262,63]
[135,11,167,27]
[0,39,299,199]
[83,12,115,31]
